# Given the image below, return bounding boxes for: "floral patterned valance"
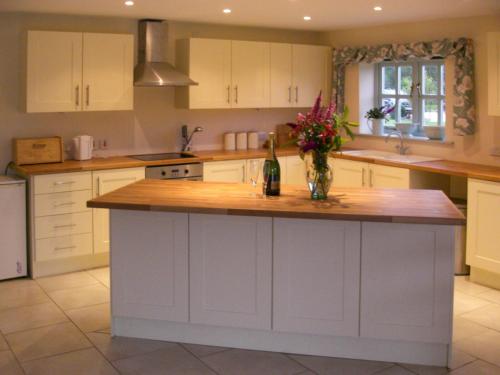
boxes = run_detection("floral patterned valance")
[332,38,475,136]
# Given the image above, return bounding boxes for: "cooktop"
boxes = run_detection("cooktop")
[130,152,197,161]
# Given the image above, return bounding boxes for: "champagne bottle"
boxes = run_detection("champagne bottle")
[262,132,281,196]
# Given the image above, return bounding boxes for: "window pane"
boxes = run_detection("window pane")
[381,66,396,95]
[398,98,413,123]
[440,65,445,96]
[441,100,446,125]
[422,64,439,95]
[423,99,439,125]
[382,98,396,126]
[398,65,413,95]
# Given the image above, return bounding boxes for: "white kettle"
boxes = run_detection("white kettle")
[72,135,93,161]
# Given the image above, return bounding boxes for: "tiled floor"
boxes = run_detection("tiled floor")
[1,270,500,375]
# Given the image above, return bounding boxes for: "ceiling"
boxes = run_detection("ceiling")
[0,0,499,31]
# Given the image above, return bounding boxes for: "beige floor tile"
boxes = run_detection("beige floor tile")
[0,333,8,351]
[477,288,500,305]
[453,316,491,342]
[48,283,110,310]
[87,332,175,361]
[66,303,110,333]
[22,348,119,375]
[87,268,110,288]
[453,291,492,316]
[449,360,500,374]
[454,277,492,296]
[448,348,475,370]
[182,343,231,358]
[290,354,392,375]
[0,278,37,291]
[202,348,305,375]
[36,271,99,292]
[461,304,500,331]
[0,281,49,311]
[455,330,500,367]
[0,351,24,375]
[6,322,92,362]
[400,362,448,375]
[113,345,216,374]
[374,365,415,374]
[0,302,68,334]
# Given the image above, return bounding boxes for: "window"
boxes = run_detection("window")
[375,59,446,139]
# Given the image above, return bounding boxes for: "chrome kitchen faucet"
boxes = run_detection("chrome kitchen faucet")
[385,130,410,155]
[181,124,203,152]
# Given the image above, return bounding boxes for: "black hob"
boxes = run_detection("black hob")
[130,153,196,161]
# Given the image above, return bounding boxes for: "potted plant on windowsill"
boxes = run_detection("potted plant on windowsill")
[365,105,395,136]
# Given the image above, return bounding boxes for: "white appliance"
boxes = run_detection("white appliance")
[0,176,27,280]
[73,135,93,160]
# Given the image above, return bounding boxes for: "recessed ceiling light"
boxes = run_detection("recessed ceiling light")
[223,8,232,14]
[124,0,134,6]
[374,6,382,11]
[303,16,312,21]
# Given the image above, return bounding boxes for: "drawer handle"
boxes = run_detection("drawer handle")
[53,181,75,186]
[53,224,76,229]
[53,201,76,208]
[54,245,76,251]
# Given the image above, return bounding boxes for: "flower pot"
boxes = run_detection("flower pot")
[368,119,385,136]
[305,151,333,200]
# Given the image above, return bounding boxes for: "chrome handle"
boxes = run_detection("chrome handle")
[288,86,292,103]
[295,86,298,103]
[54,181,75,186]
[369,169,373,187]
[234,85,238,104]
[227,85,231,104]
[362,168,365,186]
[86,85,90,106]
[53,201,76,208]
[97,177,100,196]
[53,224,76,229]
[75,85,79,107]
[54,245,76,251]
[242,165,245,183]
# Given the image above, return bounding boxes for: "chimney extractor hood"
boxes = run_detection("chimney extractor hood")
[134,19,198,87]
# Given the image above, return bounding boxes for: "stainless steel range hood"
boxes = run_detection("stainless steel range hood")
[134,19,198,87]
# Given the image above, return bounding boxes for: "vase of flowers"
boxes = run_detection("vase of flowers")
[287,92,358,200]
[365,105,395,136]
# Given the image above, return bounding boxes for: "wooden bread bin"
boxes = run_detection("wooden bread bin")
[13,136,64,165]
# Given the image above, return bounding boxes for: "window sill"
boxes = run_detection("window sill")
[356,132,454,146]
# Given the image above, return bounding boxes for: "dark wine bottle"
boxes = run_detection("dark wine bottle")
[262,132,281,196]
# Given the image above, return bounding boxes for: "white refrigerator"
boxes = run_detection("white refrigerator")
[0,176,27,280]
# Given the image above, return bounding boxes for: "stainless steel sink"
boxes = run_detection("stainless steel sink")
[340,150,441,164]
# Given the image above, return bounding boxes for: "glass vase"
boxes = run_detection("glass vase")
[305,151,333,200]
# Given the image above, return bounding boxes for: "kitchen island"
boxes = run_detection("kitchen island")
[88,180,465,366]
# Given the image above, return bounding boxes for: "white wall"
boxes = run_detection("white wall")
[0,12,325,169]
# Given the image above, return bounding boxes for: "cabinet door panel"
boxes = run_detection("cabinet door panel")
[292,45,330,107]
[270,43,293,108]
[370,164,410,189]
[361,222,454,343]
[27,31,82,113]
[111,210,188,322]
[274,218,360,336]
[331,159,366,188]
[188,39,232,109]
[190,214,272,330]
[203,160,246,183]
[82,33,133,111]
[466,179,500,273]
[93,168,145,254]
[232,41,270,108]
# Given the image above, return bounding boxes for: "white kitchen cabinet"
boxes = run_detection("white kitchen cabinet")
[27,31,133,113]
[203,160,246,183]
[270,43,293,108]
[92,167,145,254]
[466,179,500,274]
[273,218,360,336]
[332,158,409,189]
[111,210,189,322]
[361,222,454,343]
[284,155,306,185]
[232,41,270,108]
[488,32,500,116]
[189,214,272,330]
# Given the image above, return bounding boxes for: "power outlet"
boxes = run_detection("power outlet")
[491,146,500,157]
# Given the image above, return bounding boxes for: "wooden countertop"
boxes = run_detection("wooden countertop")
[13,147,500,183]
[87,179,465,225]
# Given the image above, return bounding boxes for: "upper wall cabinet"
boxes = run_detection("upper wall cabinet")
[27,31,133,113]
[488,32,500,116]
[176,38,331,109]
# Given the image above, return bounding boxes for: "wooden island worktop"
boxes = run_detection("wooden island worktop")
[87,179,465,225]
[91,179,463,367]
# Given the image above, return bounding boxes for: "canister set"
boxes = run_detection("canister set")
[224,132,260,151]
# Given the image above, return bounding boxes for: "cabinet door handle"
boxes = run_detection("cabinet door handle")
[369,169,373,187]
[85,85,90,107]
[226,85,231,104]
[75,85,80,107]
[53,224,76,229]
[54,245,76,251]
[53,201,76,208]
[242,165,245,183]
[288,86,292,103]
[97,177,100,196]
[362,168,366,187]
[53,181,75,186]
[295,86,299,103]
[234,85,238,104]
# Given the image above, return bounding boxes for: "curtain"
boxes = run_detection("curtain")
[332,38,475,136]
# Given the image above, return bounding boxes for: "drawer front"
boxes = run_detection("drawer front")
[35,211,92,239]
[34,172,92,194]
[35,190,92,217]
[36,233,93,262]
